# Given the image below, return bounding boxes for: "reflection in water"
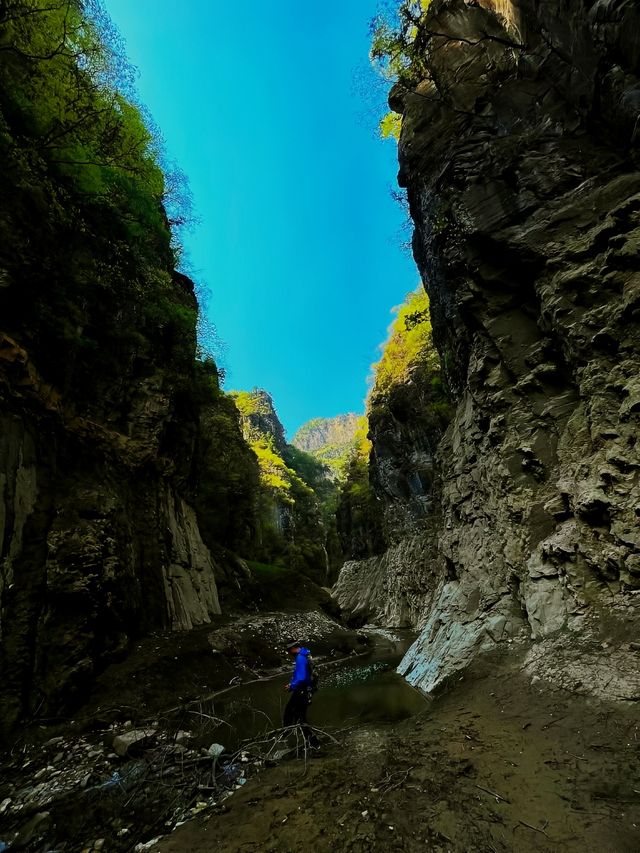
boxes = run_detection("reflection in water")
[322,661,389,688]
[201,636,428,748]
[312,667,428,728]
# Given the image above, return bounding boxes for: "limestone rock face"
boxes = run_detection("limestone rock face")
[333,535,439,628]
[162,489,221,631]
[292,414,360,478]
[0,328,231,732]
[234,389,287,452]
[393,0,640,694]
[334,365,449,628]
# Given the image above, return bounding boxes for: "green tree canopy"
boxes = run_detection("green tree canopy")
[368,287,439,397]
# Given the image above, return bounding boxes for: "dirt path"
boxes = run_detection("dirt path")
[155,654,640,853]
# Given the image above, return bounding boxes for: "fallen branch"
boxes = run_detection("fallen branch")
[380,766,415,795]
[475,784,511,804]
[542,716,567,730]
[517,819,549,837]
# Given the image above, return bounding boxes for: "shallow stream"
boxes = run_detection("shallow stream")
[201,630,428,748]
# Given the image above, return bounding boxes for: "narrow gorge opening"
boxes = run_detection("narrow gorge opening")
[1,1,639,851]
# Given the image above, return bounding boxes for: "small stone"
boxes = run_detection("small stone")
[207,743,225,759]
[112,729,156,758]
[134,838,163,852]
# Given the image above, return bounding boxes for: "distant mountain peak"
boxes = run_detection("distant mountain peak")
[229,388,286,452]
[292,414,361,478]
[292,413,360,453]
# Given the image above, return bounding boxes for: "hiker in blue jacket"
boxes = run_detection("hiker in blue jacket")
[283,640,317,744]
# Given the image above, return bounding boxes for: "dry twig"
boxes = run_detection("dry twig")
[476,784,511,804]
[517,819,549,837]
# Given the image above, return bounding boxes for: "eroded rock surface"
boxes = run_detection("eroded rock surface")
[334,0,640,693]
[334,355,449,628]
[392,0,640,694]
[0,335,231,731]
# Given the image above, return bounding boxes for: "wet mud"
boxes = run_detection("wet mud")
[1,622,639,852]
[155,651,640,853]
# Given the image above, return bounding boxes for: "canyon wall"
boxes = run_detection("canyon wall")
[335,0,640,699]
[0,314,258,730]
[334,295,451,627]
[0,5,262,727]
[393,0,640,695]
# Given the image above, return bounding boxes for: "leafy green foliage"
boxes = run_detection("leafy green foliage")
[0,1,207,409]
[380,111,402,139]
[369,287,439,397]
[367,289,451,441]
[336,416,384,558]
[291,415,361,482]
[283,442,345,579]
[283,444,327,487]
[231,389,275,419]
[284,443,340,537]
[246,560,286,577]
[0,1,170,240]
[340,417,373,502]
[252,440,315,502]
[227,390,331,581]
[370,0,433,139]
[0,3,266,607]
[370,1,432,82]
[338,289,452,557]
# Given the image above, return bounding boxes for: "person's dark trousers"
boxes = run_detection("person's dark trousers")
[283,688,318,746]
[283,687,309,727]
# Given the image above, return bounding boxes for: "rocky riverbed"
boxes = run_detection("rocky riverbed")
[2,614,638,852]
[0,611,382,851]
[155,649,640,853]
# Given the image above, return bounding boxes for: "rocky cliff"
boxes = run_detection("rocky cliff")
[380,0,640,698]
[0,298,260,733]
[292,414,360,478]
[232,389,287,450]
[0,3,262,732]
[334,290,451,626]
[230,389,332,582]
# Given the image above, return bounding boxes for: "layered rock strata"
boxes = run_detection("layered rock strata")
[391,0,640,693]
[334,366,448,627]
[0,324,242,729]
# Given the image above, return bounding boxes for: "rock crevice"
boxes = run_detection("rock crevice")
[346,0,640,695]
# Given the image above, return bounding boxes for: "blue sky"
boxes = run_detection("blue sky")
[106,0,418,437]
